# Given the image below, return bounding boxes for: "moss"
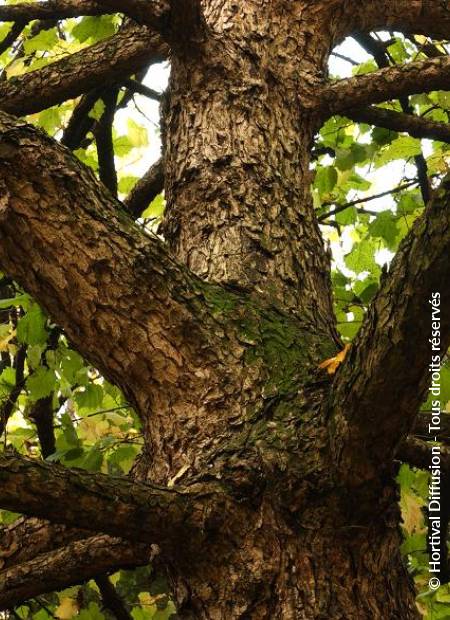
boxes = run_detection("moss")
[193,280,239,316]
[238,306,335,397]
[194,278,336,397]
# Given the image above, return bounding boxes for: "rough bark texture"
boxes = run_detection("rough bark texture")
[331,178,450,485]
[161,2,338,338]
[0,0,449,618]
[321,56,450,117]
[347,106,450,144]
[0,1,113,22]
[0,535,149,610]
[0,25,168,116]
[124,157,165,218]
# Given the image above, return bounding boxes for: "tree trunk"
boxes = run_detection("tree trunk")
[167,482,418,619]
[131,4,418,617]
[3,1,450,618]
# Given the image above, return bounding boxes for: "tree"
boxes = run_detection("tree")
[0,1,450,618]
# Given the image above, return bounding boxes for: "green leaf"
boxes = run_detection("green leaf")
[336,206,357,226]
[335,149,355,171]
[142,194,165,219]
[17,304,48,345]
[60,349,86,384]
[76,383,104,410]
[372,127,398,146]
[127,118,148,148]
[61,412,80,447]
[82,447,104,471]
[37,107,62,135]
[23,28,58,53]
[89,99,106,121]
[0,294,29,310]
[0,367,16,394]
[354,280,378,304]
[72,16,115,43]
[26,368,56,401]
[368,211,400,250]
[376,136,422,167]
[64,447,85,461]
[344,239,376,274]
[78,602,105,620]
[315,166,338,193]
[114,135,134,157]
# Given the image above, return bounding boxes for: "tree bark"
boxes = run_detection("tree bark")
[1,0,449,617]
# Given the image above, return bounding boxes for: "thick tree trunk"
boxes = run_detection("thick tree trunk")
[161,2,336,330]
[131,4,418,617]
[3,1,449,618]
[168,484,418,619]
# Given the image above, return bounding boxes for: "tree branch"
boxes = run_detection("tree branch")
[124,157,164,218]
[398,437,450,473]
[0,534,149,611]
[0,1,114,23]
[96,0,206,49]
[0,21,26,56]
[0,111,223,414]
[60,88,105,150]
[95,575,133,620]
[318,179,419,223]
[0,453,227,545]
[347,106,450,144]
[351,31,431,203]
[0,517,88,570]
[337,0,450,43]
[122,78,162,101]
[0,25,168,116]
[94,0,169,31]
[329,175,450,485]
[95,87,119,196]
[319,56,450,118]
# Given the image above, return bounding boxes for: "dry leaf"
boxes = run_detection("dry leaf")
[319,344,351,375]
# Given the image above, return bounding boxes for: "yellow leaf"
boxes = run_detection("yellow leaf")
[55,597,78,619]
[0,329,15,352]
[319,344,351,375]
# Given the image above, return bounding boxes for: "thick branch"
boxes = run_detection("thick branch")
[351,31,431,203]
[0,453,226,545]
[0,112,221,413]
[337,0,450,43]
[60,88,104,150]
[320,56,450,118]
[347,106,450,144]
[124,157,164,218]
[95,0,169,31]
[0,517,88,570]
[95,0,205,48]
[0,26,168,116]
[0,534,149,611]
[330,175,450,485]
[0,1,113,23]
